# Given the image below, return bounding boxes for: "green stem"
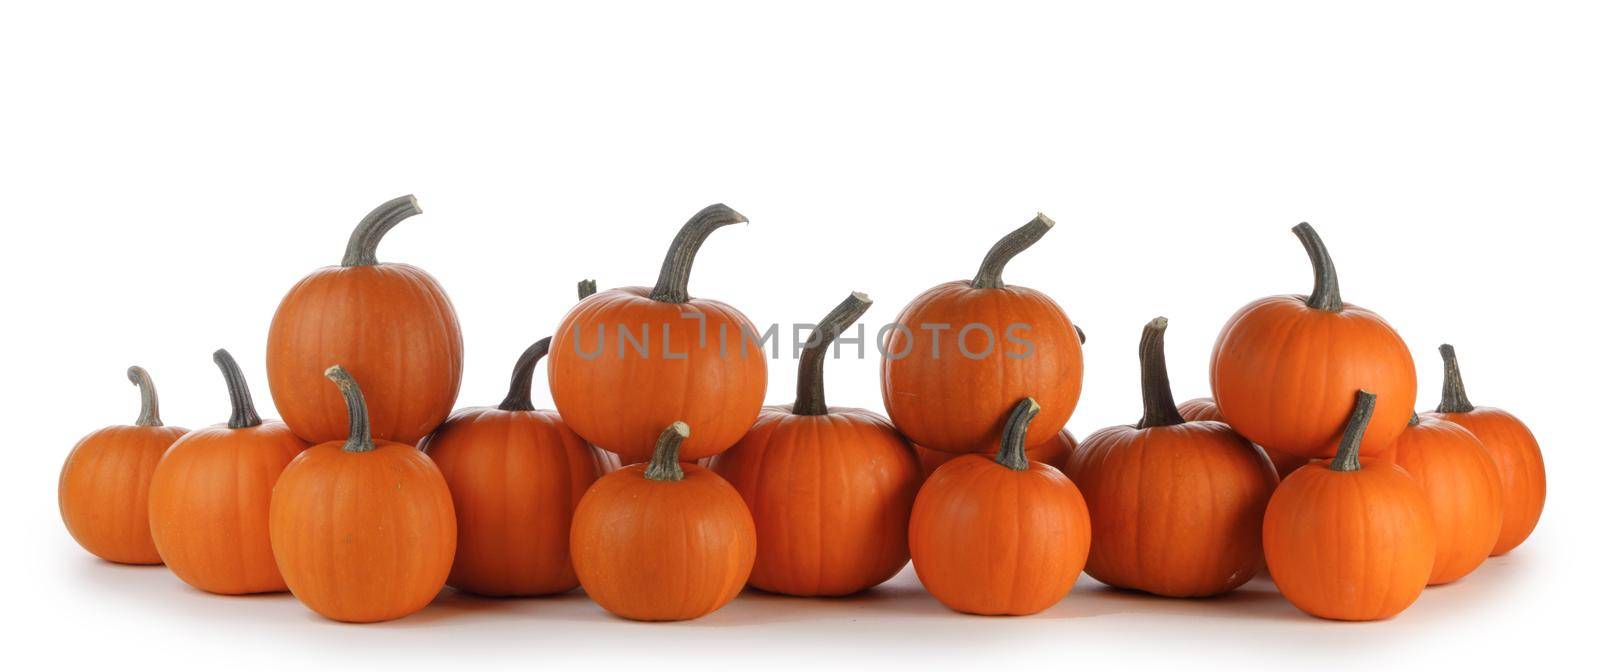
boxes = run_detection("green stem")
[578,279,597,300]
[1135,317,1185,429]
[212,349,262,429]
[498,337,551,412]
[972,213,1054,289]
[1291,222,1343,312]
[324,365,376,453]
[1436,344,1476,413]
[649,204,748,303]
[643,422,691,481]
[793,292,873,416]
[126,366,163,427]
[994,398,1041,471]
[1329,390,1378,472]
[341,195,421,267]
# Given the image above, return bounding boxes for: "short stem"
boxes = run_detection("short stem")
[1134,317,1185,428]
[994,398,1041,471]
[1330,390,1378,472]
[1075,324,1087,345]
[126,366,163,427]
[212,349,262,429]
[793,292,873,416]
[498,337,551,412]
[1292,222,1343,312]
[578,279,597,300]
[324,365,376,453]
[1409,412,1420,426]
[643,422,691,482]
[1436,344,1476,413]
[971,213,1054,289]
[649,204,748,303]
[341,195,421,267]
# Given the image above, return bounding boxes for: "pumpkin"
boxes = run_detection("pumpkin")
[710,293,923,596]
[571,422,757,621]
[269,366,456,623]
[1391,412,1503,584]
[1177,397,1306,479]
[882,214,1083,454]
[1210,223,1417,458]
[419,337,603,597]
[266,195,464,445]
[548,205,766,463]
[908,398,1092,616]
[1067,318,1278,597]
[1425,344,1545,556]
[59,367,188,564]
[147,350,309,594]
[915,430,1076,475]
[1263,390,1435,621]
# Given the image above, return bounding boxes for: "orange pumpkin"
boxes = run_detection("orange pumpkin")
[60,367,188,565]
[269,366,456,623]
[1067,318,1278,597]
[548,205,767,462]
[1177,397,1306,479]
[882,214,1084,454]
[1263,391,1435,621]
[711,293,923,596]
[419,337,603,597]
[148,350,309,594]
[1425,344,1545,556]
[267,195,464,445]
[1210,223,1416,458]
[571,423,757,621]
[915,430,1076,475]
[908,399,1092,616]
[1391,412,1503,585]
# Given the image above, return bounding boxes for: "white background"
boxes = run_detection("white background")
[2,1,1594,669]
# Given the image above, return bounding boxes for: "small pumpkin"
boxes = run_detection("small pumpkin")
[1067,318,1278,597]
[269,366,456,623]
[881,214,1084,454]
[1176,397,1306,479]
[1425,344,1545,556]
[148,350,309,594]
[267,195,464,445]
[1210,223,1417,458]
[59,367,188,565]
[1391,412,1503,585]
[571,422,757,621]
[711,293,923,596]
[908,398,1092,616]
[548,205,767,463]
[915,430,1076,475]
[1263,390,1435,621]
[419,337,603,597]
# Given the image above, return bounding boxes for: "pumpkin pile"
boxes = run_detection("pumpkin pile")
[58,199,1546,624]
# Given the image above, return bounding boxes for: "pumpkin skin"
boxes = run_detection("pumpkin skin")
[1211,223,1416,458]
[267,195,464,445]
[1391,414,1503,585]
[571,423,757,621]
[882,215,1083,454]
[1177,398,1306,480]
[916,430,1076,475]
[148,350,309,594]
[59,367,188,565]
[269,366,456,623]
[909,399,1092,616]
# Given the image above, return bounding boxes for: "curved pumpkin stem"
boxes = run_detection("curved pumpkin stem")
[1436,344,1477,413]
[649,204,748,303]
[212,349,263,429]
[994,398,1041,471]
[1291,222,1343,312]
[1329,390,1377,472]
[341,195,421,267]
[499,337,551,412]
[126,366,163,427]
[578,279,597,300]
[324,365,376,453]
[793,292,873,416]
[644,422,691,482]
[1135,317,1185,429]
[972,213,1054,289]
[1075,324,1087,345]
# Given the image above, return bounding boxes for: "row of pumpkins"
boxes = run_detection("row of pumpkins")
[60,197,1546,623]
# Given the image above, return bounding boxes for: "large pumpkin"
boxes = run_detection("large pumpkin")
[548,205,766,463]
[1391,412,1503,585]
[881,214,1083,454]
[148,350,309,594]
[267,195,464,444]
[1210,223,1416,458]
[1176,397,1306,479]
[711,293,923,596]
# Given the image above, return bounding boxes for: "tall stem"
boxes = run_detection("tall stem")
[1436,344,1476,413]
[1291,222,1343,312]
[498,337,551,412]
[994,398,1041,471]
[578,279,597,300]
[126,366,163,427]
[643,422,691,482]
[341,195,421,267]
[1329,390,1378,472]
[324,365,376,453]
[971,213,1054,289]
[649,204,748,303]
[1135,317,1185,429]
[793,292,873,416]
[212,349,262,429]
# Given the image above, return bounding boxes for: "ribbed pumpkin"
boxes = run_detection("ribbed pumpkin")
[266,195,464,445]
[1176,397,1306,479]
[419,337,603,597]
[1210,223,1416,458]
[59,367,188,565]
[1067,318,1278,597]
[916,430,1076,475]
[1425,344,1545,556]
[1391,412,1503,585]
[711,293,922,596]
[269,366,456,623]
[148,350,309,594]
[882,214,1083,454]
[548,205,766,463]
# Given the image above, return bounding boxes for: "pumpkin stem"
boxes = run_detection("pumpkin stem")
[649,204,748,303]
[578,278,597,300]
[1329,390,1378,472]
[971,213,1054,289]
[1292,222,1343,312]
[341,195,421,267]
[126,366,163,427]
[644,422,691,482]
[1135,317,1185,429]
[1075,324,1087,344]
[1436,344,1477,413]
[793,292,873,416]
[1409,412,1420,426]
[994,398,1041,471]
[212,349,263,429]
[498,337,551,412]
[324,365,376,453]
